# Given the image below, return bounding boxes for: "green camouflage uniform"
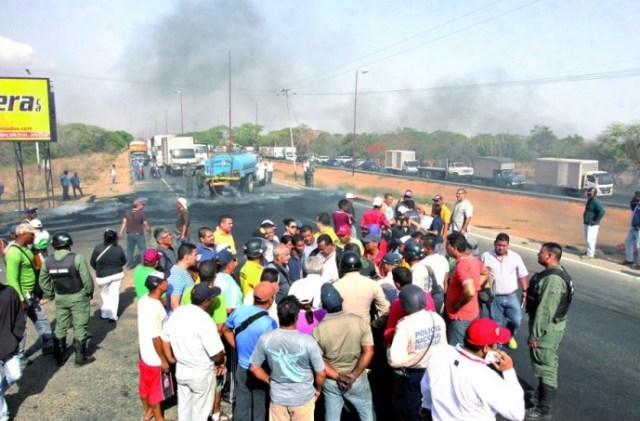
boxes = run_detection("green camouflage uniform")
[39,249,94,341]
[184,164,194,197]
[527,265,567,388]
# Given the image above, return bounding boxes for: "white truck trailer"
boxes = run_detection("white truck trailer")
[534,158,614,196]
[161,136,198,176]
[385,150,419,174]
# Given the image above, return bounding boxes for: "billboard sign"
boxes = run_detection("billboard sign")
[0,77,57,142]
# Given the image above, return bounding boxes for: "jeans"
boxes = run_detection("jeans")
[625,228,640,263]
[394,368,425,421]
[446,319,471,346]
[0,354,22,421]
[18,296,53,357]
[489,292,522,336]
[324,375,374,421]
[234,366,269,421]
[177,370,216,421]
[584,224,600,257]
[126,233,147,268]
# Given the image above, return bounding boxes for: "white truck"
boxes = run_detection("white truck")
[161,136,198,176]
[472,156,526,188]
[258,146,285,160]
[418,160,474,180]
[385,150,419,174]
[534,158,614,196]
[284,146,297,162]
[194,143,209,166]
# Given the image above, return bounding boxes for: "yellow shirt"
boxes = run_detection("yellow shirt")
[213,227,236,254]
[240,259,263,295]
[440,204,451,224]
[315,226,342,247]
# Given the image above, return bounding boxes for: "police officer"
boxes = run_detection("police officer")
[525,242,572,420]
[39,231,96,367]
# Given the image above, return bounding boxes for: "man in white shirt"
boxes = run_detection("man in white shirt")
[480,233,528,350]
[301,225,318,260]
[421,235,450,314]
[162,283,226,421]
[288,255,328,308]
[137,273,171,421]
[451,188,473,235]
[315,234,340,283]
[420,318,525,421]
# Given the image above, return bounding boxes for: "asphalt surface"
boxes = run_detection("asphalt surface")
[5,173,640,420]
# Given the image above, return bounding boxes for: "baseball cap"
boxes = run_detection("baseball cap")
[363,233,381,243]
[320,283,343,312]
[144,271,167,291]
[177,197,188,209]
[16,221,37,235]
[293,289,314,306]
[433,195,443,202]
[466,318,511,346]
[372,197,383,207]
[254,282,276,303]
[400,235,412,244]
[397,205,408,214]
[133,198,145,206]
[191,283,221,303]
[29,219,43,229]
[216,248,237,267]
[336,225,351,236]
[25,207,38,214]
[382,252,401,265]
[345,192,355,199]
[143,249,161,265]
[404,190,413,198]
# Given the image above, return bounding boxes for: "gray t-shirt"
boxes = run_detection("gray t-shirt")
[451,199,473,232]
[250,328,324,406]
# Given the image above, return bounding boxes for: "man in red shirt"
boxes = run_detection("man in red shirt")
[444,232,487,346]
[332,199,353,233]
[360,197,390,235]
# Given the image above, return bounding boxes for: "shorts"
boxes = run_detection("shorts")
[138,359,163,405]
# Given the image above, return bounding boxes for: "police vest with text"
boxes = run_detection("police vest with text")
[46,253,84,295]
[526,266,575,322]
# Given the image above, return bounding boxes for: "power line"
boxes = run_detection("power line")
[291,0,543,90]
[292,68,640,97]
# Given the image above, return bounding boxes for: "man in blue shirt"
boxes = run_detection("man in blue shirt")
[222,282,277,421]
[195,226,217,264]
[167,244,197,311]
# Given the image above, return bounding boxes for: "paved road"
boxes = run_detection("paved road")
[6,174,639,420]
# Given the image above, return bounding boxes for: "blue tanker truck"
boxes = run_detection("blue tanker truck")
[204,152,266,195]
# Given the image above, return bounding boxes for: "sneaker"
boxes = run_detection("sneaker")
[507,338,518,350]
[622,260,634,265]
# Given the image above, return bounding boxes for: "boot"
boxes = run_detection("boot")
[73,338,95,367]
[52,337,68,366]
[525,384,556,420]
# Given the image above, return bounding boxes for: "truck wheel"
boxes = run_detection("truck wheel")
[242,175,255,193]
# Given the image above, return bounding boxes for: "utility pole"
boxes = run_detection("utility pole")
[174,90,184,134]
[228,50,233,152]
[352,70,368,176]
[281,89,297,179]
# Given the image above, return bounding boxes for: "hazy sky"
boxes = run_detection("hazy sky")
[1,0,639,140]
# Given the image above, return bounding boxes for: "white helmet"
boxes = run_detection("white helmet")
[29,219,43,229]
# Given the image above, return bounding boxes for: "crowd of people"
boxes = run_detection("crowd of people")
[6,183,639,421]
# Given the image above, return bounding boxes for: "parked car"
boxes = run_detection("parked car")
[360,161,381,172]
[317,155,330,163]
[336,155,353,165]
[324,158,343,167]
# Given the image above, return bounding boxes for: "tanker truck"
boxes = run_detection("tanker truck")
[203,152,265,195]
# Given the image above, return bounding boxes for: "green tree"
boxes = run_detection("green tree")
[527,126,558,157]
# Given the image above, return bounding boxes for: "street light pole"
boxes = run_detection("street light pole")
[352,70,368,176]
[174,90,184,134]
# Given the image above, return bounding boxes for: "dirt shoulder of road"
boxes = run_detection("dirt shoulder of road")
[0,151,134,216]
[273,161,630,260]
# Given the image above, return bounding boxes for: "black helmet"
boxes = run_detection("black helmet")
[51,231,73,249]
[403,240,425,262]
[587,187,597,195]
[339,251,362,274]
[399,284,425,314]
[244,237,266,259]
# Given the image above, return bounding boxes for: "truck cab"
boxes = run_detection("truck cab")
[448,162,474,178]
[168,148,197,175]
[403,160,419,174]
[585,171,614,196]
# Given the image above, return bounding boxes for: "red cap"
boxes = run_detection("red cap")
[143,249,161,265]
[466,318,511,346]
[336,225,351,236]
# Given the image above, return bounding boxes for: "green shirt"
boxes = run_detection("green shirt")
[5,244,37,301]
[180,283,228,325]
[133,265,157,298]
[39,249,95,298]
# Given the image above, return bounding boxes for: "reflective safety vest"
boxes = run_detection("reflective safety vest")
[46,253,83,295]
